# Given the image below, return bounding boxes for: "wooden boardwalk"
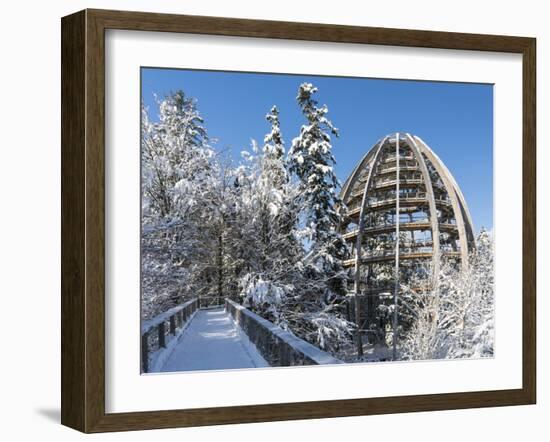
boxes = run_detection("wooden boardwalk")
[160,307,268,372]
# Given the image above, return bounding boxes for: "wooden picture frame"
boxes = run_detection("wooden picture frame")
[61,8,536,433]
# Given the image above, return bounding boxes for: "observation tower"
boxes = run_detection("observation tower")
[339,133,475,352]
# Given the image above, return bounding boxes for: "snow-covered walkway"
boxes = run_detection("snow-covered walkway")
[160,307,269,372]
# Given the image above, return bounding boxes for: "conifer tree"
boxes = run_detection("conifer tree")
[288,83,349,299]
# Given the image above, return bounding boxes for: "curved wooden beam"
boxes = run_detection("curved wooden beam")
[349,136,388,355]
[340,135,387,203]
[353,136,389,297]
[413,135,475,268]
[405,134,441,279]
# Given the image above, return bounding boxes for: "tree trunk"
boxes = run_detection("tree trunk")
[217,232,223,305]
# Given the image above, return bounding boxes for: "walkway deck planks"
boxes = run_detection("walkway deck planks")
[160,307,268,372]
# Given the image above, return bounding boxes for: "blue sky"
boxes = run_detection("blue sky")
[141,68,493,232]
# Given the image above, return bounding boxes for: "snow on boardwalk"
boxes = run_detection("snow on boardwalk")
[160,307,268,372]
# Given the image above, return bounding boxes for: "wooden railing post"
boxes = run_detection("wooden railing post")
[140,297,200,370]
[141,332,149,373]
[158,322,166,348]
[169,316,176,335]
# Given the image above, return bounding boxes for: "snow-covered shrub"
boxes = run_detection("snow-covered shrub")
[240,273,291,326]
[400,228,495,360]
[297,307,353,353]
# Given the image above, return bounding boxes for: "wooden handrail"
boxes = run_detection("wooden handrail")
[198,296,225,309]
[342,221,458,239]
[343,250,461,266]
[141,298,198,334]
[141,298,199,373]
[225,299,343,367]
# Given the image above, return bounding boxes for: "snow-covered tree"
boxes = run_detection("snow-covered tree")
[225,102,352,355]
[141,86,355,358]
[263,106,287,183]
[257,84,352,354]
[141,91,211,218]
[235,109,302,326]
[289,84,341,243]
[140,91,219,317]
[288,83,349,299]
[206,157,247,303]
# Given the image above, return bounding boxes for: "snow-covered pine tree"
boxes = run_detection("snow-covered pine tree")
[262,116,304,301]
[288,83,349,299]
[263,106,286,179]
[259,106,301,274]
[235,108,302,327]
[282,83,352,354]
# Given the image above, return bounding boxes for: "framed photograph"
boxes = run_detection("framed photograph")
[61,9,536,433]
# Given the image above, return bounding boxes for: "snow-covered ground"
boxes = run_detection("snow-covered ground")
[160,307,268,372]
